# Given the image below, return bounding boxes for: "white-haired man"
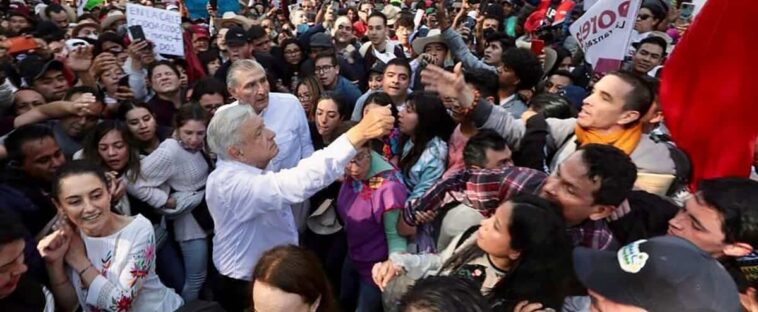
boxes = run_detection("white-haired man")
[219,59,314,229]
[206,104,394,311]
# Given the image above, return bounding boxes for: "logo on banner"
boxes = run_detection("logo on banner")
[569,0,640,70]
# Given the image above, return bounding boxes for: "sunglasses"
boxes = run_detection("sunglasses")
[637,14,653,21]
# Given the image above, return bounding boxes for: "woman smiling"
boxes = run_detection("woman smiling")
[36,160,183,311]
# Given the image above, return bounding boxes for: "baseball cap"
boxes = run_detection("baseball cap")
[17,55,65,87]
[310,32,333,48]
[224,27,248,46]
[190,25,210,40]
[573,236,740,312]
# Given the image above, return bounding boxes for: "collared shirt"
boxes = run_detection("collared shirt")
[404,166,547,226]
[567,219,616,251]
[219,93,314,171]
[206,135,358,281]
[499,94,527,119]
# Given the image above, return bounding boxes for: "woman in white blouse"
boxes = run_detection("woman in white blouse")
[37,160,183,312]
[128,104,213,302]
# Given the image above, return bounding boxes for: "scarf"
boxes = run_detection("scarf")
[574,124,643,155]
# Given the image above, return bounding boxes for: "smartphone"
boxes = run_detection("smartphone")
[118,75,130,88]
[531,39,545,55]
[128,25,146,42]
[418,56,429,72]
[679,3,695,22]
[7,37,37,55]
[209,0,217,10]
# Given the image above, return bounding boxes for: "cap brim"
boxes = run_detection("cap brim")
[225,40,247,46]
[573,247,643,307]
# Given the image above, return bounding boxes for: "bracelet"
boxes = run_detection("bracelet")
[461,91,481,116]
[78,264,93,276]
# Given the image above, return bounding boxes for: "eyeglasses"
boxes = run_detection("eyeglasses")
[315,65,334,74]
[637,14,652,21]
[348,152,370,165]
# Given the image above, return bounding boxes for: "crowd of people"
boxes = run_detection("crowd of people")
[0,0,756,311]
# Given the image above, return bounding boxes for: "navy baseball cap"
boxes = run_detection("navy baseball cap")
[224,27,248,46]
[573,236,740,312]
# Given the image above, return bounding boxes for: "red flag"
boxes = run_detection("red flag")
[660,0,758,189]
[182,30,207,83]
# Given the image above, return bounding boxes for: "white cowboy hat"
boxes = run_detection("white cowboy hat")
[220,11,255,30]
[101,10,126,30]
[411,29,447,56]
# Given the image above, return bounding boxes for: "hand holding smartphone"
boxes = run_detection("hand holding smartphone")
[128,25,146,42]
[118,75,130,88]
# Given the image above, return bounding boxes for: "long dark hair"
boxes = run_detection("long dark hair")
[82,120,142,182]
[399,91,455,175]
[116,101,160,151]
[440,194,573,310]
[252,245,338,312]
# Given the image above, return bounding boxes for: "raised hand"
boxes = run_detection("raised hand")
[114,86,135,101]
[106,171,127,201]
[66,45,94,73]
[69,92,98,116]
[420,63,475,110]
[436,1,449,30]
[61,222,88,270]
[37,229,70,265]
[91,52,119,76]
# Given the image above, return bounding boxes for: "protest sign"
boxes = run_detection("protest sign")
[584,0,598,11]
[126,3,184,56]
[569,0,640,72]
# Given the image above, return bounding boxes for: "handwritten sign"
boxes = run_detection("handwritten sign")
[126,3,184,56]
[569,0,640,69]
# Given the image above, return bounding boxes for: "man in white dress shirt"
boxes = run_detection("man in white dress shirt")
[205,96,394,311]
[219,59,314,230]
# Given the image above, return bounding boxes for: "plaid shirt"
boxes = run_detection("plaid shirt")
[567,219,617,251]
[403,166,548,226]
